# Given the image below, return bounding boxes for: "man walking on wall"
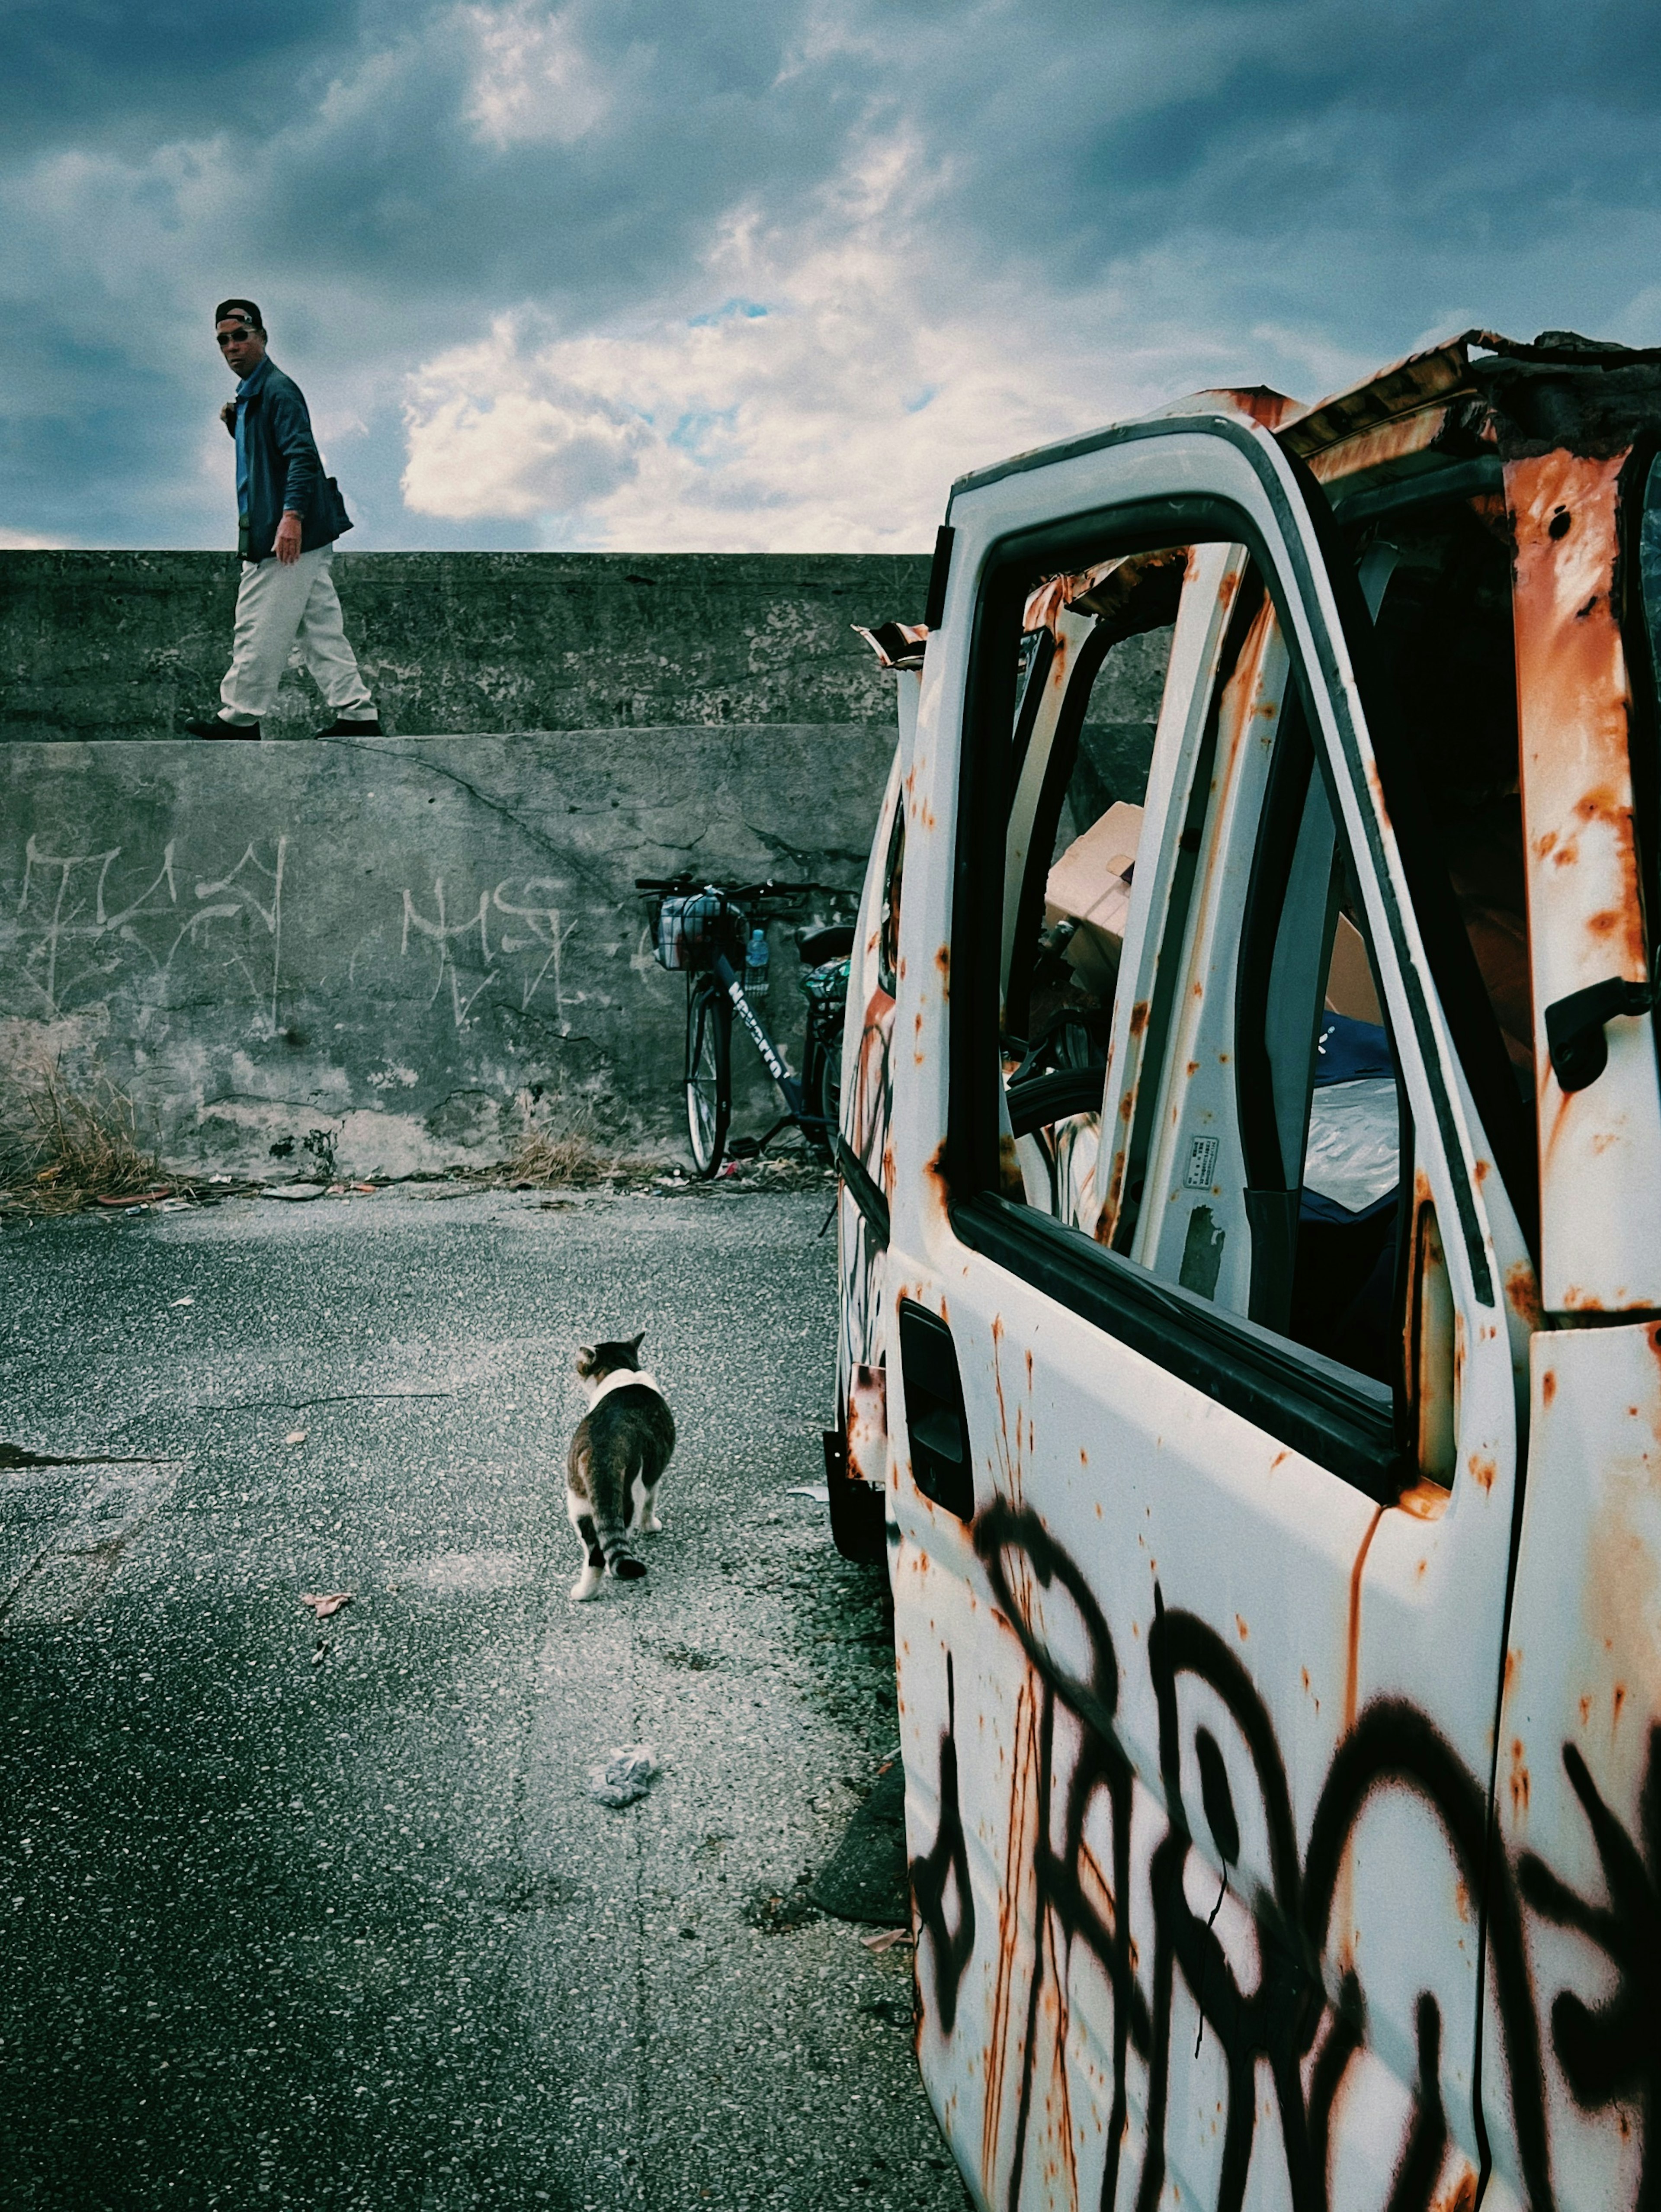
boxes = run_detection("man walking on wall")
[184,299,381,742]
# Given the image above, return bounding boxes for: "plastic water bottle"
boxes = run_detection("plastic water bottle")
[744,926,770,999]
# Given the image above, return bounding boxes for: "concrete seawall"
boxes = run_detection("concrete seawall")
[0,551,931,745]
[1,726,894,1177]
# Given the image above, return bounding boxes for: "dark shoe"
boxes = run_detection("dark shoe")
[184,717,261,740]
[315,716,382,736]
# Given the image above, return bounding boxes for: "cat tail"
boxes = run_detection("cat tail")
[589,1440,648,1583]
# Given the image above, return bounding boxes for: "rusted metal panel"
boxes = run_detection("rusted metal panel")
[1279,337,1478,463]
[1094,543,1253,1248]
[850,345,1661,2211]
[1304,402,1456,487]
[1492,1321,1661,2212]
[1126,591,1286,1298]
[1510,446,1661,1313]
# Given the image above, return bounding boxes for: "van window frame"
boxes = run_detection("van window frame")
[946,488,1431,1499]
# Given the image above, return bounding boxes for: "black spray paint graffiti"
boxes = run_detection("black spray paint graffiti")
[1518,1729,1661,2212]
[906,1500,1587,2212]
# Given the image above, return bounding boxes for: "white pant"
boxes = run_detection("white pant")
[218,545,375,726]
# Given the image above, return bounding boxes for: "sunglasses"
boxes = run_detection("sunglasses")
[216,327,260,345]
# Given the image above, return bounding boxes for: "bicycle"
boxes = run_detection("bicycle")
[637,875,854,1177]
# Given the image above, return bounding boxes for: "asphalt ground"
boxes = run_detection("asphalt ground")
[0,1185,968,2212]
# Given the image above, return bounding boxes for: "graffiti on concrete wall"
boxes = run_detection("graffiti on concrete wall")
[3,835,584,1042]
[7,834,288,1030]
[909,1500,1647,2212]
[398,876,579,1031]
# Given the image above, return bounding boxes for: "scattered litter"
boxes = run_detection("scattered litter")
[96,1187,171,1208]
[311,1641,328,1667]
[284,1429,308,1446]
[299,1592,352,1619]
[587,1743,659,1807]
[539,1199,574,1212]
[157,1198,191,1213]
[786,1482,830,1503]
[209,1173,232,1185]
[262,1182,324,1203]
[351,1182,378,1194]
[859,1926,914,1954]
[744,1885,820,1933]
[170,1295,194,1308]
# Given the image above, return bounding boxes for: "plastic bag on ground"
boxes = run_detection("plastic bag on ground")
[588,1743,659,1807]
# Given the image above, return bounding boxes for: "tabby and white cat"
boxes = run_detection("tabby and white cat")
[566,1332,677,1602]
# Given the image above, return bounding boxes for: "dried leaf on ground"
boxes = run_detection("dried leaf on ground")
[284,1429,308,1446]
[299,1592,352,1619]
[859,1927,915,1954]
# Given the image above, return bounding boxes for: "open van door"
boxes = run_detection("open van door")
[888,409,1539,2211]
[826,666,917,1559]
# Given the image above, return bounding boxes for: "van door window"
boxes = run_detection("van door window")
[999,550,1183,1230]
[1352,491,1535,1240]
[1108,567,1411,1397]
[961,518,1485,1495]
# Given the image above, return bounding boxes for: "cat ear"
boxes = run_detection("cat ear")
[576,1345,593,1366]
[629,1331,645,1355]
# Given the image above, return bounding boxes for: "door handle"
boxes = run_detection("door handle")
[898,1300,974,1521]
[1545,973,1654,1093]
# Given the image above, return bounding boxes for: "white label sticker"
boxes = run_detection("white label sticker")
[1183,1135,1219,1190]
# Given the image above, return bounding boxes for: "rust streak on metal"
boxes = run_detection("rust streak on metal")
[1506,1262,1542,1327]
[1513,447,1646,1187]
[982,1670,1039,2193]
[1042,1906,1081,2211]
[1508,1737,1530,1822]
[1345,1506,1385,1736]
[1305,402,1453,484]
[1395,1478,1452,1521]
[1434,2171,1480,2212]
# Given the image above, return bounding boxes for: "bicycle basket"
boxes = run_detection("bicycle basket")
[654,891,736,972]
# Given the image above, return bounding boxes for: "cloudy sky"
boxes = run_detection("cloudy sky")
[4,0,1660,553]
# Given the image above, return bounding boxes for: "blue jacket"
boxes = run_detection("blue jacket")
[231,356,352,563]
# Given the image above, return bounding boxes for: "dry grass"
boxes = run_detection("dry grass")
[0,1063,166,1217]
[497,1097,666,1189]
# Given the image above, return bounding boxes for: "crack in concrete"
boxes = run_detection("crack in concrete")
[190,1390,454,1411]
[316,738,609,884]
[1,1442,168,1470]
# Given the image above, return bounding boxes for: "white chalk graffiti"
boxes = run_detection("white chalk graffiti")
[9,834,288,1028]
[399,877,577,1031]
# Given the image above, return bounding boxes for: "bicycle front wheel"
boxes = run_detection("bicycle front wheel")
[685,976,732,1177]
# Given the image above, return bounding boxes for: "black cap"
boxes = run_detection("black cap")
[214,298,265,334]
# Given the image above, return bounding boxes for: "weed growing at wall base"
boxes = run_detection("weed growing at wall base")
[0,1061,164,1217]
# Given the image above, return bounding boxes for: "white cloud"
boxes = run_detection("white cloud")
[397,144,1232,549]
[401,325,651,518]
[461,0,610,148]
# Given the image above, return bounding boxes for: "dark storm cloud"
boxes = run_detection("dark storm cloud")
[3,0,1660,546]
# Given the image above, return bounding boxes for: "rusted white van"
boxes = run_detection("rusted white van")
[828,329,1661,2210]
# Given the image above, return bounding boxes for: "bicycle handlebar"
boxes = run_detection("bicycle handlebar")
[634,874,851,904]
